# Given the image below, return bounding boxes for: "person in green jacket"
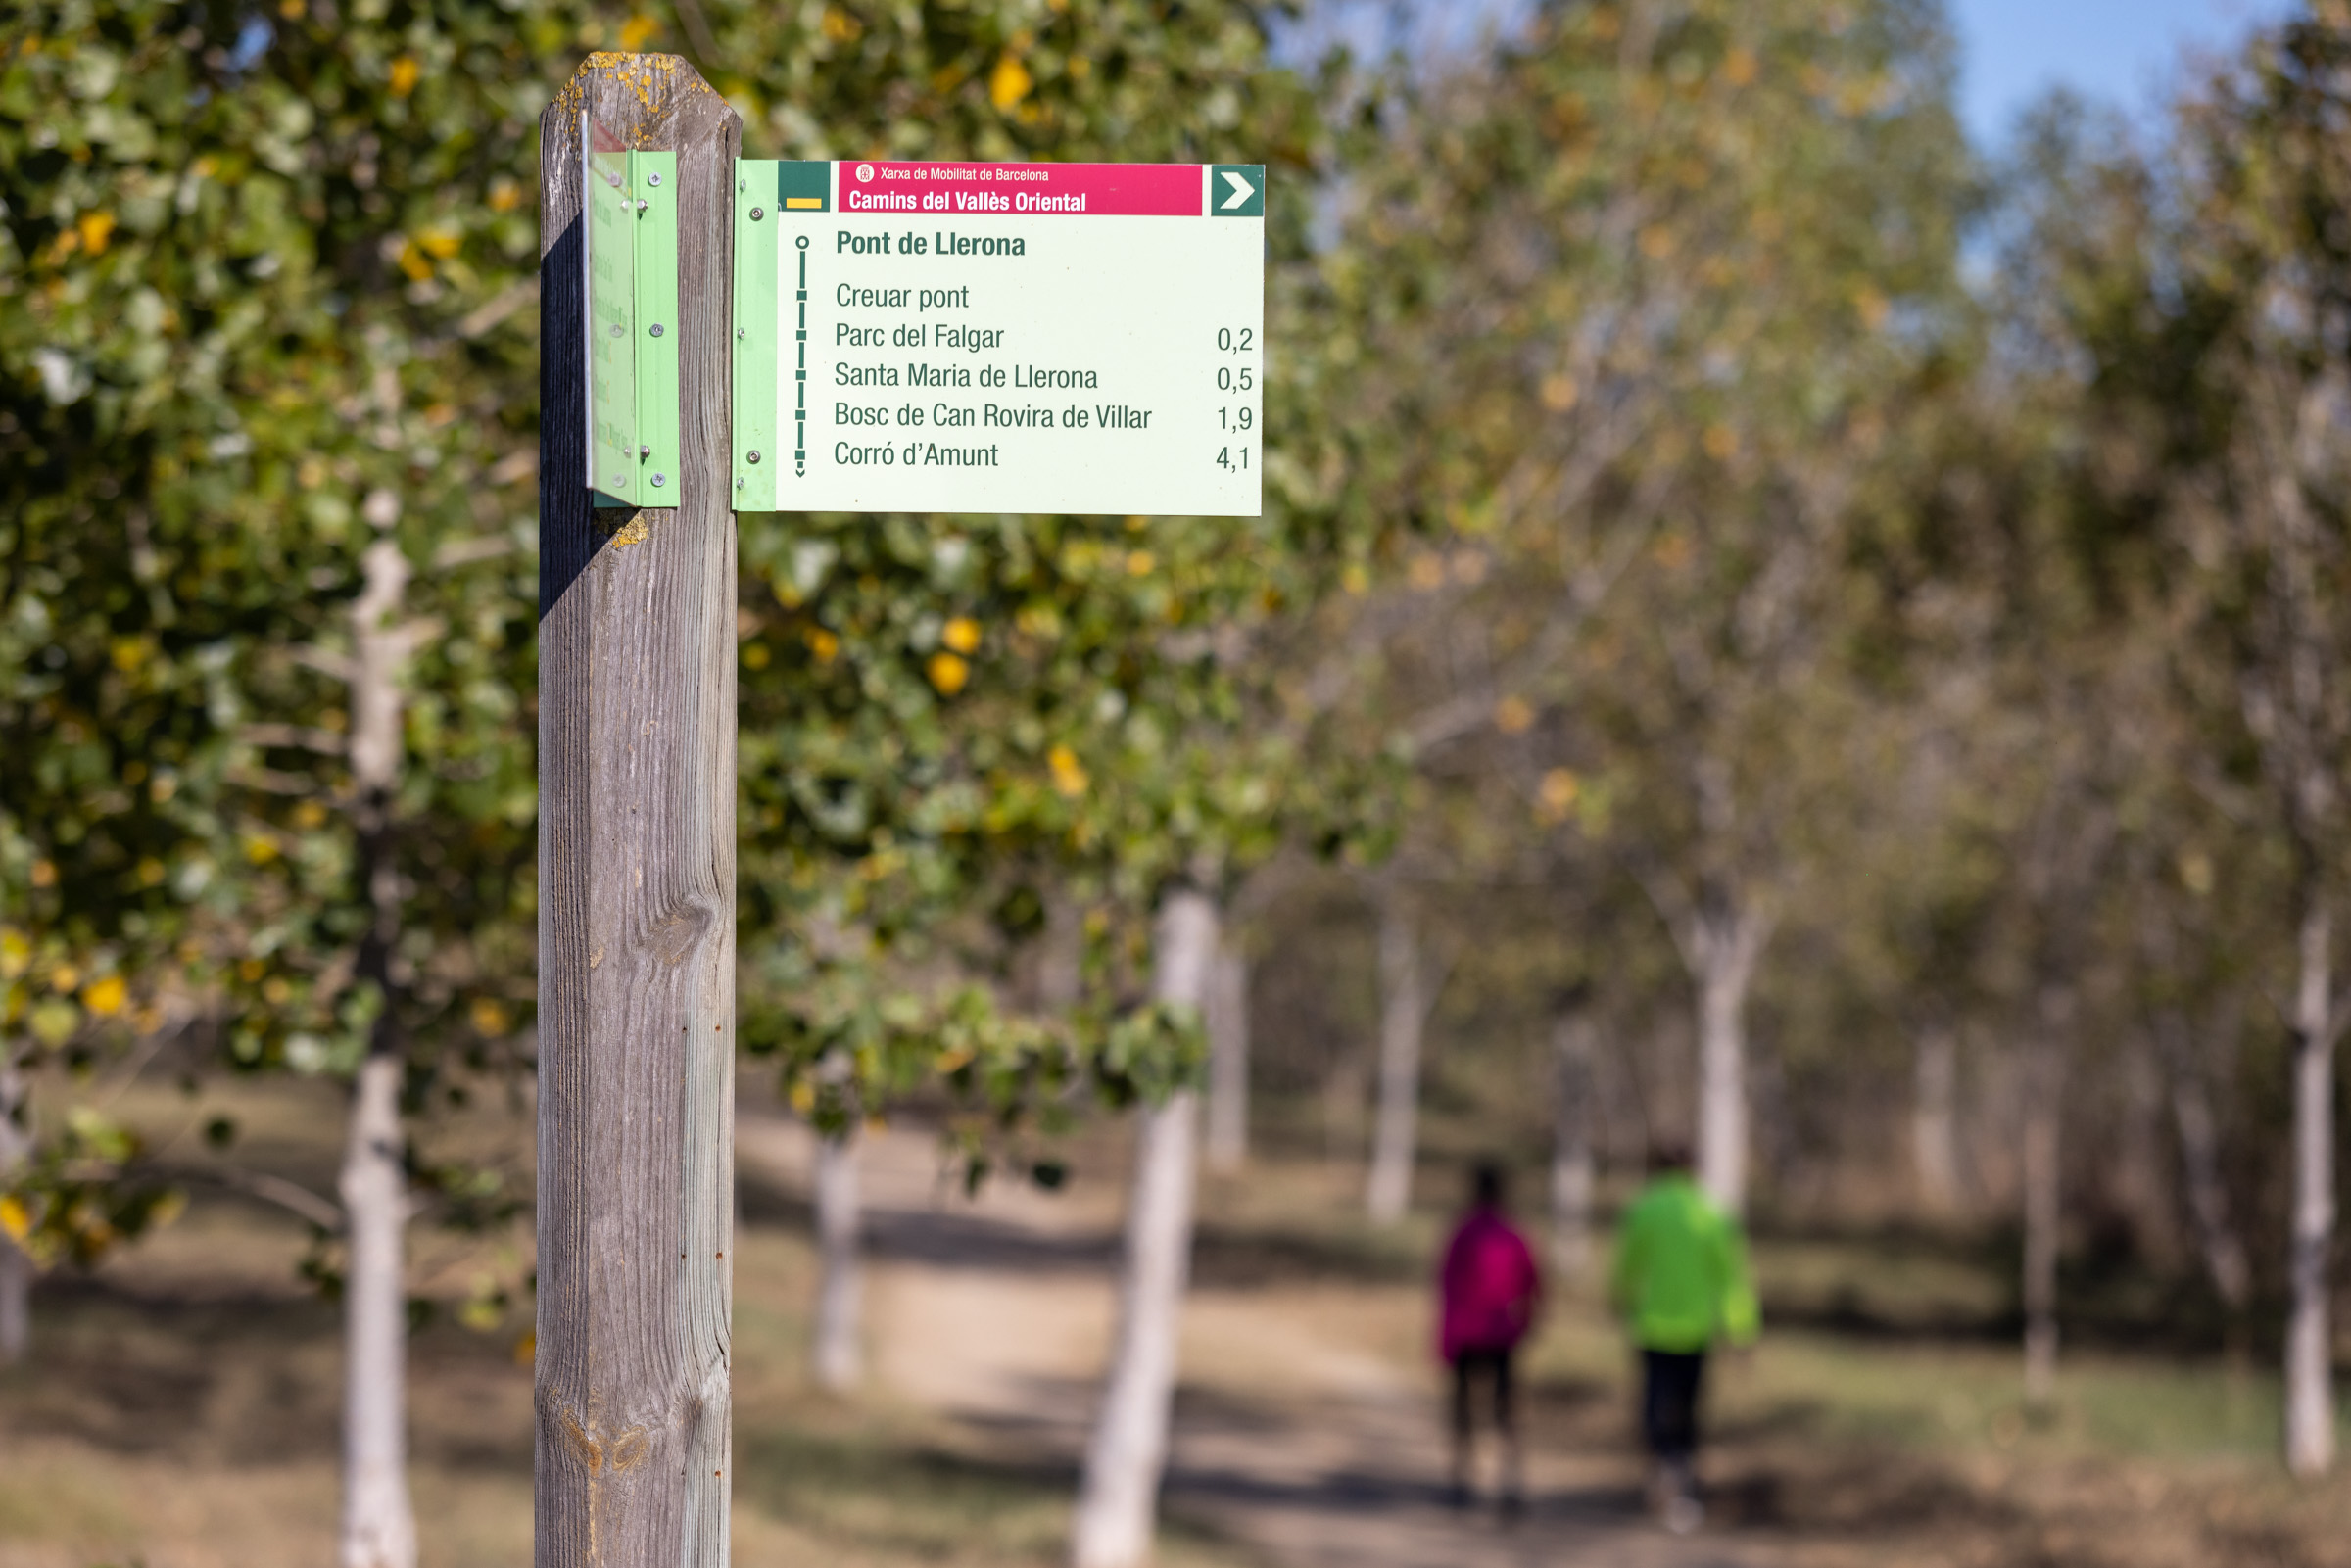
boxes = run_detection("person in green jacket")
[1609,1142,1759,1534]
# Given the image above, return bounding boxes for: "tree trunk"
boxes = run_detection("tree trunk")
[2286,897,2336,1478]
[340,1052,413,1568]
[340,531,415,1568]
[1366,897,1427,1224]
[2021,990,2069,1415]
[1204,942,1250,1173]
[812,1127,862,1393]
[1693,905,1766,1216]
[0,1046,29,1365]
[1549,1008,1597,1282]
[2155,1012,2251,1316]
[1071,888,1216,1568]
[1912,1021,1961,1214]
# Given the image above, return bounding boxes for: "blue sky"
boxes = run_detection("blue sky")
[1949,0,2296,144]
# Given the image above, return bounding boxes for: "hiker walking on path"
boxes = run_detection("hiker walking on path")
[1438,1162,1542,1515]
[1610,1143,1760,1534]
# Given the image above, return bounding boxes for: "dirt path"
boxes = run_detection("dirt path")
[740,1117,1778,1568]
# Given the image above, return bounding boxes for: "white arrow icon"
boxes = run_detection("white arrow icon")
[1219,170,1255,211]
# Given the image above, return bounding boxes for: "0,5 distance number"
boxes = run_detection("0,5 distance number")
[1217,366,1255,393]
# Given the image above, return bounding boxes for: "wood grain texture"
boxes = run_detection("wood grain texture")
[537,55,741,1568]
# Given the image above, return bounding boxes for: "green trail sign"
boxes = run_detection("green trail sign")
[730,160,1265,518]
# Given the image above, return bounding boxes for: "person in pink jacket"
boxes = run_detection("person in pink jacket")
[1438,1162,1542,1514]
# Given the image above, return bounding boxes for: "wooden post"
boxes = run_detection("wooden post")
[537,56,740,1568]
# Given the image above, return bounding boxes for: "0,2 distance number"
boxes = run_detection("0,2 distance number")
[1217,327,1256,354]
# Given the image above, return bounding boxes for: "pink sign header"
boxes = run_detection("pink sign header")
[835,161,1206,218]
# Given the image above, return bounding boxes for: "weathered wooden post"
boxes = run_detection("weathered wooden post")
[536,56,741,1568]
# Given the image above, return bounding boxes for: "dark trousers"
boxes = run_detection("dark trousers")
[1641,1349,1707,1462]
[1452,1346,1516,1442]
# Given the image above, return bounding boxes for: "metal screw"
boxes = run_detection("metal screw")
[746,451,761,464]
[738,178,746,192]
[647,172,661,187]
[750,207,764,220]
[736,327,745,341]
[650,473,666,488]
[612,474,626,487]
[736,477,745,490]
[648,323,664,338]
[639,444,650,458]
[609,323,624,339]
[636,198,648,213]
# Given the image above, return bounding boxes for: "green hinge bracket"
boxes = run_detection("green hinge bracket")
[584,114,679,508]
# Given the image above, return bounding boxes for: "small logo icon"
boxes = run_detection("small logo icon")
[855,163,875,184]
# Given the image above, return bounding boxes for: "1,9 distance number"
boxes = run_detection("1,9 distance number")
[1219,407,1255,431]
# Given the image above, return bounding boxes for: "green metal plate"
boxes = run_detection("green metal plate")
[631,149,680,504]
[585,114,636,500]
[733,161,779,511]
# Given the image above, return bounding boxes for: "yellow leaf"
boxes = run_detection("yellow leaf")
[244,834,280,865]
[293,800,329,831]
[388,55,420,96]
[1722,47,1757,87]
[136,858,166,887]
[76,212,115,256]
[83,975,126,1017]
[513,1330,536,1366]
[397,242,433,282]
[30,860,56,889]
[1539,374,1579,413]
[1408,553,1446,591]
[1494,696,1535,735]
[487,177,520,214]
[805,627,840,663]
[470,997,511,1036]
[0,1196,28,1244]
[1539,769,1581,820]
[789,1079,816,1114]
[822,6,862,43]
[942,616,982,654]
[0,928,26,980]
[1124,550,1155,577]
[416,226,461,259]
[1703,424,1739,460]
[49,964,80,995]
[618,14,659,49]
[1048,744,1088,798]
[279,0,304,18]
[927,651,970,695]
[989,54,1033,112]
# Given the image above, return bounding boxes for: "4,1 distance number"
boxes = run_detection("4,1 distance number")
[1217,446,1251,472]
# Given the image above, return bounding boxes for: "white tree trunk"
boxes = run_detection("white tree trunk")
[340,528,416,1568]
[1366,898,1427,1224]
[1204,944,1250,1173]
[1549,1009,1597,1282]
[812,1127,863,1393]
[2021,991,2068,1415]
[1693,907,1766,1216]
[0,1047,29,1364]
[1071,888,1216,1568]
[2286,898,2337,1478]
[1912,1022,1961,1214]
[340,1052,413,1568]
